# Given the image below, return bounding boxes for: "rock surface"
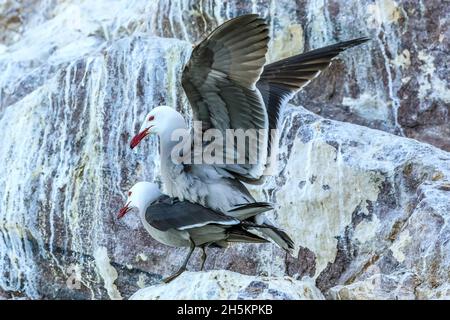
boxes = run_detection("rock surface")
[130,271,324,300]
[0,0,449,300]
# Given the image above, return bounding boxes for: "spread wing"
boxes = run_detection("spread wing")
[181,14,270,178]
[257,37,370,137]
[248,37,370,181]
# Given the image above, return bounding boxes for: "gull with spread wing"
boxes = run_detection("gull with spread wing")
[130,14,369,251]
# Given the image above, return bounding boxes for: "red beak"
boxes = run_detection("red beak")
[117,202,132,219]
[130,127,151,149]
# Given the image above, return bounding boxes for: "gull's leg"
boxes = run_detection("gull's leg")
[162,240,195,283]
[200,246,208,271]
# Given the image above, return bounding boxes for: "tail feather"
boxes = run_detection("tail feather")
[227,226,269,244]
[227,203,295,253]
[242,221,295,254]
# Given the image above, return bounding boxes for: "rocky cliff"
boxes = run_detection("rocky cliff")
[0,0,449,299]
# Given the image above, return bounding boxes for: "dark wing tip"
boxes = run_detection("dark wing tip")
[338,36,371,50]
[219,14,267,34]
[228,202,274,212]
[227,13,262,22]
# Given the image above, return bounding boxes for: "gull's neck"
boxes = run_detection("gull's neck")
[137,194,161,222]
[158,125,191,197]
[158,122,190,162]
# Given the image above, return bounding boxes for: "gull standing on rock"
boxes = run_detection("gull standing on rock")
[118,182,293,282]
[129,14,368,250]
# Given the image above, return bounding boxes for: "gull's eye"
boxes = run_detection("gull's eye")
[148,115,154,121]
[128,191,132,197]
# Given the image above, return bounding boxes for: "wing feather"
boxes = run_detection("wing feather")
[145,196,239,231]
[182,14,270,178]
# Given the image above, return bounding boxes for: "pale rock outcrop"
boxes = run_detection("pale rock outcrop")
[130,271,324,300]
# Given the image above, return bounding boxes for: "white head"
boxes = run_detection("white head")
[117,182,162,219]
[130,106,186,149]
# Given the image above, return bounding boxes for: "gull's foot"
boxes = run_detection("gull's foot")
[162,268,186,283]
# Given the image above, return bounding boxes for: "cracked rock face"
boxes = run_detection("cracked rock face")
[267,107,450,299]
[0,0,449,299]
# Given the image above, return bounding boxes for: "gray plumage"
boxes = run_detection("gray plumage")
[142,195,279,282]
[144,194,273,247]
[146,195,239,231]
[144,194,294,257]
[119,182,281,282]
